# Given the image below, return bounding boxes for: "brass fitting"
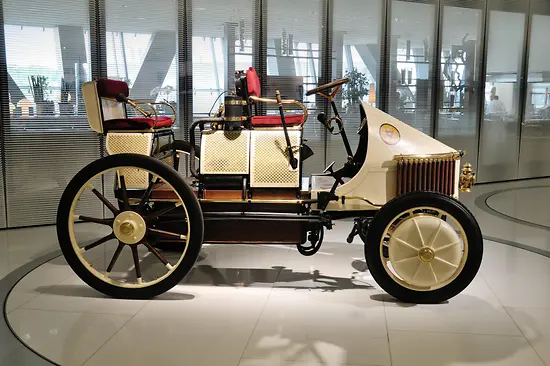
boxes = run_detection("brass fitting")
[459,163,476,192]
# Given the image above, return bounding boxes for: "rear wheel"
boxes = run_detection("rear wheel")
[364,191,483,304]
[57,153,203,299]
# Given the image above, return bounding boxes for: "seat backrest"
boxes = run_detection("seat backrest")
[82,78,129,133]
[246,67,261,97]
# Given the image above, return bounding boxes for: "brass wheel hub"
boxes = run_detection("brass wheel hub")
[113,211,146,245]
[418,247,435,262]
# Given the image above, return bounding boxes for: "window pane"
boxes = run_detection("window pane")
[192,0,254,118]
[328,0,382,169]
[267,0,324,175]
[2,0,99,227]
[519,0,550,178]
[388,0,436,135]
[478,4,526,182]
[437,2,484,172]
[106,0,178,124]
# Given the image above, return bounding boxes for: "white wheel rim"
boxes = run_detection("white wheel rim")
[381,207,468,291]
[68,166,191,289]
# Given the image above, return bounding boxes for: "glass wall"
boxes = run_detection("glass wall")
[2,0,100,227]
[387,0,437,135]
[191,0,254,118]
[436,1,484,172]
[106,0,178,122]
[327,0,383,169]
[519,0,550,178]
[3,0,550,227]
[266,0,325,175]
[478,1,527,182]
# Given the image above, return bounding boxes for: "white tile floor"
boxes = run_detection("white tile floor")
[3,182,550,366]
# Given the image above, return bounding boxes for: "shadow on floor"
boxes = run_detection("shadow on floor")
[182,264,375,292]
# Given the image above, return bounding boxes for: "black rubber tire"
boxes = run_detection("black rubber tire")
[57,153,204,299]
[364,191,483,304]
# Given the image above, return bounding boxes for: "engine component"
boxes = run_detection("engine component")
[224,94,247,131]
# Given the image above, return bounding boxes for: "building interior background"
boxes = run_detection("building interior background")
[0,0,548,229]
[0,0,550,365]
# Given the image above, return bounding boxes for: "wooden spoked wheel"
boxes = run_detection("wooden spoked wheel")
[57,153,203,299]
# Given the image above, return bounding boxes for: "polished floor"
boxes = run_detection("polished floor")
[2,179,550,366]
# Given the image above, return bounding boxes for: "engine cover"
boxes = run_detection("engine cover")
[200,128,302,189]
[200,130,250,175]
[250,129,301,188]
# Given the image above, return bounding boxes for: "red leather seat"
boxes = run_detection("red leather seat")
[95,78,175,131]
[246,67,305,127]
[251,114,304,127]
[104,116,174,130]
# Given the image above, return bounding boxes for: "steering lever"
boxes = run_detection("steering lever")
[276,91,298,170]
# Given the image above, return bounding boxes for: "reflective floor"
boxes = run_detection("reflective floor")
[2,180,550,366]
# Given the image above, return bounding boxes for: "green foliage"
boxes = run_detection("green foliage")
[28,75,49,102]
[342,67,369,106]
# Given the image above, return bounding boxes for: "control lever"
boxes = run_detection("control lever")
[276,91,298,170]
[317,112,334,133]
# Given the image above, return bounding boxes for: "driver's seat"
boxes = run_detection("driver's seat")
[239,67,307,128]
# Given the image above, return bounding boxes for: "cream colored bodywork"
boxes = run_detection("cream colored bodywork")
[313,102,461,211]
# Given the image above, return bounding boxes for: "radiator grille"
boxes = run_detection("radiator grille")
[395,153,460,196]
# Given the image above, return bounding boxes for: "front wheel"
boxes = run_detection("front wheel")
[364,191,483,304]
[57,153,203,299]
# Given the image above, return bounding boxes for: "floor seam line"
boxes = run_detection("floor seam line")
[79,298,151,366]
[236,254,286,365]
[383,297,393,366]
[479,274,546,364]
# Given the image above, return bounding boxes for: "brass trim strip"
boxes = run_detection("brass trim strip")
[224,116,246,122]
[225,99,248,105]
[393,151,462,162]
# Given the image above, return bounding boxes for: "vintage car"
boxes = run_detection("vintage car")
[56,67,482,304]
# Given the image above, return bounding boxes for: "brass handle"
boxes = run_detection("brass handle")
[275,90,282,105]
[248,95,308,124]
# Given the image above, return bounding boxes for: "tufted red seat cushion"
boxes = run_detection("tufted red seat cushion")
[251,114,304,127]
[104,116,174,130]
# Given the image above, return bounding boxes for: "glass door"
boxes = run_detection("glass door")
[477,0,528,182]
[436,0,485,172]
[518,0,550,178]
[387,0,437,135]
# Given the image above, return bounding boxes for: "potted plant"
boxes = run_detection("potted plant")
[150,85,176,115]
[342,67,370,113]
[29,75,55,115]
[59,78,75,115]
